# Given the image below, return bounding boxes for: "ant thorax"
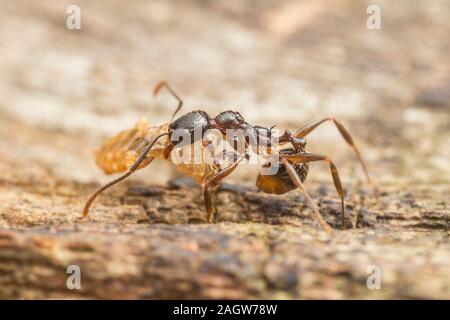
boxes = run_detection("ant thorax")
[169,126,281,170]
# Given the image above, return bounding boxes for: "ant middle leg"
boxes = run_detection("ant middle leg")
[282,152,346,229]
[203,153,246,223]
[153,81,184,121]
[293,117,371,183]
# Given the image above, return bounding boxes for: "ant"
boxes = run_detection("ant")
[83,81,371,233]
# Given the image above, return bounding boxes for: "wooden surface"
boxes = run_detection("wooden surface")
[0,0,448,299]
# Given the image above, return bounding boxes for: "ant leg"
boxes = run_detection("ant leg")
[282,153,345,229]
[281,158,333,234]
[203,188,215,223]
[293,117,371,183]
[203,153,246,223]
[153,81,183,122]
[82,132,169,217]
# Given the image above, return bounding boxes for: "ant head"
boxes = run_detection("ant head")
[213,110,248,132]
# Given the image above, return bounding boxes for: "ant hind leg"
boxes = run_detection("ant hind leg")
[282,153,346,229]
[281,158,334,234]
[294,116,371,183]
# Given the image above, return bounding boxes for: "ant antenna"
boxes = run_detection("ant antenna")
[82,132,170,217]
[153,81,184,123]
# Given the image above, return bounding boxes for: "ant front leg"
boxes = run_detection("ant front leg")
[153,81,184,122]
[82,132,169,217]
[294,117,371,183]
[282,152,345,229]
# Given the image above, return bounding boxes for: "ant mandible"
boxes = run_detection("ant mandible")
[83,81,371,233]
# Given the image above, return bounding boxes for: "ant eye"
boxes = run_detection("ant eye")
[236,112,244,122]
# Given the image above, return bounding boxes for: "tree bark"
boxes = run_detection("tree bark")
[0,179,448,299]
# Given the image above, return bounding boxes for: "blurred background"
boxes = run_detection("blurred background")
[0,0,448,190]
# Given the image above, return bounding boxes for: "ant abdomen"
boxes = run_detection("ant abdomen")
[257,161,309,195]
